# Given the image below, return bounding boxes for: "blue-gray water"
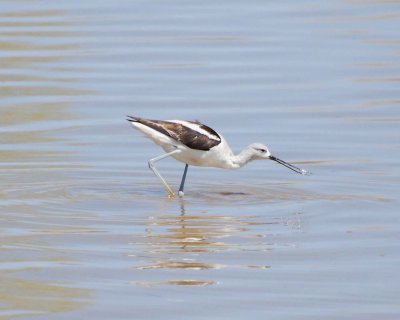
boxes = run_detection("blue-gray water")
[1,1,400,319]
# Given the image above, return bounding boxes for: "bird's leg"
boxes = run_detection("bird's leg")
[148,149,180,198]
[178,164,189,197]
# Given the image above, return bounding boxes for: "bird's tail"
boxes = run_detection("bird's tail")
[126,115,141,122]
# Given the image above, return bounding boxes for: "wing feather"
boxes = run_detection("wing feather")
[127,116,221,151]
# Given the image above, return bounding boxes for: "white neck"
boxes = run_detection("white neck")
[230,146,256,169]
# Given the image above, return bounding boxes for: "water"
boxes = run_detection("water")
[1,0,400,319]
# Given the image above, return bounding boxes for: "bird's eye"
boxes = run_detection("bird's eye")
[255,148,266,153]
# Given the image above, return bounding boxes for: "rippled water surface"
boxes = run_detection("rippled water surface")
[1,1,400,319]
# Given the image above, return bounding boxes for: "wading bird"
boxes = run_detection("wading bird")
[127,116,310,197]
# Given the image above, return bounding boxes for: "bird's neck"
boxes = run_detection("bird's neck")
[231,147,255,169]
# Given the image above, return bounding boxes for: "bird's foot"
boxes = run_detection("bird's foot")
[167,192,175,199]
[178,190,184,197]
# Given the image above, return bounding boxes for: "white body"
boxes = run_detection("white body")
[132,120,238,169]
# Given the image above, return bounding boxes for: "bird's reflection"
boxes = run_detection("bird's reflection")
[132,198,303,286]
[143,198,257,255]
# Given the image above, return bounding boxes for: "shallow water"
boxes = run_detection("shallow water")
[1,0,400,319]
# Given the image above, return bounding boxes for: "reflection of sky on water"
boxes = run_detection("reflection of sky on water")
[0,8,92,319]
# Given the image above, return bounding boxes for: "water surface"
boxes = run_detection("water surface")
[1,0,400,319]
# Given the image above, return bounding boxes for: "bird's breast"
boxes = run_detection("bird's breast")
[169,144,234,169]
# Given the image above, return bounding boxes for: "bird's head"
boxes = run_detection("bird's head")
[249,143,272,159]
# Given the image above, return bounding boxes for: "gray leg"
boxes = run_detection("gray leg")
[178,164,189,197]
[148,149,180,197]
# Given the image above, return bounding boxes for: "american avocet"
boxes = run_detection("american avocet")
[127,116,310,197]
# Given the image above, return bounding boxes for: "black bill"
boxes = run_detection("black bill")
[269,156,310,175]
